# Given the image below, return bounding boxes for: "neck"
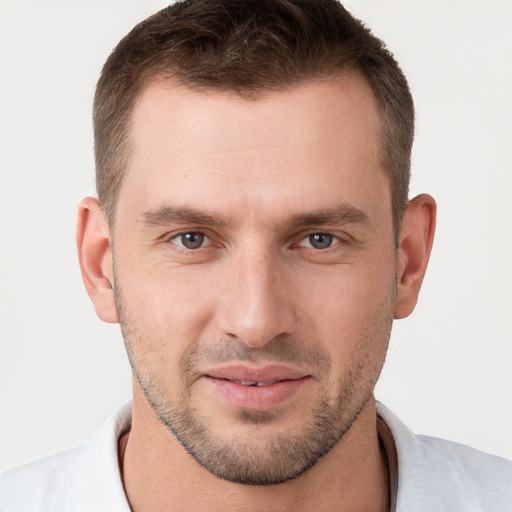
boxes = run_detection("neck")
[120,388,389,512]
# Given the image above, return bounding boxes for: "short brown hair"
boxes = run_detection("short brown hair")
[94,0,414,236]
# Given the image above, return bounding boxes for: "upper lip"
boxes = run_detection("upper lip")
[204,364,309,383]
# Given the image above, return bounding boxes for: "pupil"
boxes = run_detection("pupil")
[182,232,204,249]
[310,233,332,249]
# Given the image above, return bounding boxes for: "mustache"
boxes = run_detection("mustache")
[182,335,332,372]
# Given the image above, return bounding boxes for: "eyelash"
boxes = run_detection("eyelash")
[169,231,215,250]
[295,233,344,250]
[167,230,347,252]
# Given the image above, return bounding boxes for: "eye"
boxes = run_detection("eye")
[298,233,337,249]
[171,232,208,249]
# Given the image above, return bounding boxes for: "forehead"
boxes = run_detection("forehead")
[130,72,382,156]
[118,74,388,225]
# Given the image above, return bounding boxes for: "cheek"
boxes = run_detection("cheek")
[301,255,396,361]
[306,256,395,320]
[115,259,219,374]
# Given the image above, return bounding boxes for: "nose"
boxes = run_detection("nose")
[215,243,297,348]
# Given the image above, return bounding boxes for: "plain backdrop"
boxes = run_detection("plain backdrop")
[0,1,511,472]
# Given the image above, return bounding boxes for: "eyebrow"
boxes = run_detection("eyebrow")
[286,203,369,227]
[138,206,230,228]
[138,202,369,229]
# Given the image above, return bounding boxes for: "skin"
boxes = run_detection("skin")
[77,72,436,511]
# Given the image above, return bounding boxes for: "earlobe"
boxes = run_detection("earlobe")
[76,197,118,323]
[394,194,436,319]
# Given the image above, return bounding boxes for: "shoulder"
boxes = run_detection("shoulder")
[0,401,132,512]
[377,403,512,512]
[414,434,512,500]
[0,445,89,511]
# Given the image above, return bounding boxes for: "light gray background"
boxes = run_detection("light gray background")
[1,1,511,472]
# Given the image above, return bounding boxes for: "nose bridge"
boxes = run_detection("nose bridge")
[217,239,295,347]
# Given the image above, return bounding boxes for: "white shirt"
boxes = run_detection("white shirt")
[1,401,511,511]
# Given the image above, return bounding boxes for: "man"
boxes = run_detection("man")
[1,0,511,510]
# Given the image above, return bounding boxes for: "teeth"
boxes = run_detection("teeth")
[240,380,257,386]
[231,380,278,387]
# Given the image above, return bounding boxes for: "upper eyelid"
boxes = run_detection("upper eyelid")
[169,230,209,241]
[163,229,210,241]
[293,229,350,242]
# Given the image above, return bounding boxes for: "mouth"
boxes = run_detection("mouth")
[204,364,308,382]
[201,365,311,411]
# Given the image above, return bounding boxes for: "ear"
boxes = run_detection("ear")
[394,194,436,319]
[76,197,118,323]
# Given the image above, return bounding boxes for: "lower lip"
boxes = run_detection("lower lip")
[204,376,310,411]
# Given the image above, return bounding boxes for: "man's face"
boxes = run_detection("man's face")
[112,74,397,485]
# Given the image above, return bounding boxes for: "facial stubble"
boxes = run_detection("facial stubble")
[114,278,393,486]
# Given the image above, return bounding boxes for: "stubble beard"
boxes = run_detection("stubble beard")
[114,284,393,486]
